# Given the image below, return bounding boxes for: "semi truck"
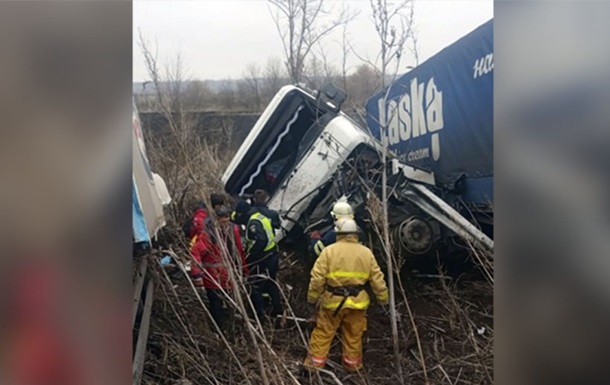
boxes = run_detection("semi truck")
[222,19,494,261]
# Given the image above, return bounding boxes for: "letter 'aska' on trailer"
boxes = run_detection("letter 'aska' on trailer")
[366,19,493,211]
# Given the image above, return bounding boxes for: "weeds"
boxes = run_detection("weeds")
[135,38,493,384]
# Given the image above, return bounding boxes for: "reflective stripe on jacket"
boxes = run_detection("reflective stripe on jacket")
[189,235,198,249]
[252,204,281,229]
[246,212,276,253]
[307,234,389,310]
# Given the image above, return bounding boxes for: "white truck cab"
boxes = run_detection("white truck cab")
[222,85,433,243]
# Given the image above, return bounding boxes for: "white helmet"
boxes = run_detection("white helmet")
[335,218,358,234]
[331,201,353,220]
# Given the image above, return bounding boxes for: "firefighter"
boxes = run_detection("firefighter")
[304,218,388,373]
[232,200,283,319]
[309,201,355,258]
[190,206,248,331]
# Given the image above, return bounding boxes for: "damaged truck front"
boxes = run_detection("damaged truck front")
[222,20,494,261]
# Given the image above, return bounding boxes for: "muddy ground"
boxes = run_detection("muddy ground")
[138,246,492,385]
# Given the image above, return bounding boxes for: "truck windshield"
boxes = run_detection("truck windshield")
[224,88,335,197]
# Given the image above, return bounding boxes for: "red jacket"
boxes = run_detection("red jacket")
[190,224,248,289]
[189,208,208,239]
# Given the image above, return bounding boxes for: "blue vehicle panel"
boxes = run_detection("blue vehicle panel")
[366,19,493,207]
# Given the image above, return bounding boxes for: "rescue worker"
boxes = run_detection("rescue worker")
[185,194,224,242]
[231,200,283,320]
[304,218,388,373]
[190,202,209,238]
[215,206,249,277]
[252,189,281,230]
[182,201,207,241]
[190,206,248,331]
[309,201,356,258]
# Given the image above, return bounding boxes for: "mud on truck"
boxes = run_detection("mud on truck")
[222,20,494,266]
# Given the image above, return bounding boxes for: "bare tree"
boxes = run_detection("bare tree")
[369,0,417,88]
[242,62,263,111]
[365,1,424,384]
[304,56,325,90]
[217,79,237,111]
[338,24,350,92]
[137,32,236,226]
[303,44,339,90]
[345,63,380,109]
[182,80,213,111]
[261,56,288,104]
[268,0,353,84]
[316,43,339,82]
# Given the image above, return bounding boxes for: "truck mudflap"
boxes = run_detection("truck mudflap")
[399,183,494,254]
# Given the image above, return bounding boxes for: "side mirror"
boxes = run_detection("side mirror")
[318,83,347,113]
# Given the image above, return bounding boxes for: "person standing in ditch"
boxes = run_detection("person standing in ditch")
[190,206,248,332]
[182,201,208,242]
[213,206,249,283]
[231,200,284,320]
[252,189,281,230]
[250,189,282,310]
[304,218,388,373]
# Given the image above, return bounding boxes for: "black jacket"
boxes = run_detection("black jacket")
[245,209,277,262]
[252,203,281,230]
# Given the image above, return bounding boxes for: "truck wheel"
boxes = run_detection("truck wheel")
[396,216,433,255]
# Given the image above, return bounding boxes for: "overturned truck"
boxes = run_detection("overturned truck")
[222,19,493,262]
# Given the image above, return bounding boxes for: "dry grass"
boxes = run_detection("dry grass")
[135,118,494,385]
[139,240,492,385]
[135,111,494,384]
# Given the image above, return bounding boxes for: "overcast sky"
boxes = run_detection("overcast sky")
[133,1,493,82]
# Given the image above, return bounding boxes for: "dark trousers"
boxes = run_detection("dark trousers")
[206,288,225,328]
[249,252,283,319]
[264,252,282,315]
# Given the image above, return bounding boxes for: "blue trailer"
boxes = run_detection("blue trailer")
[366,19,493,211]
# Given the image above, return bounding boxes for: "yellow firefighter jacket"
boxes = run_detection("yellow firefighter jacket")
[307,234,389,310]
